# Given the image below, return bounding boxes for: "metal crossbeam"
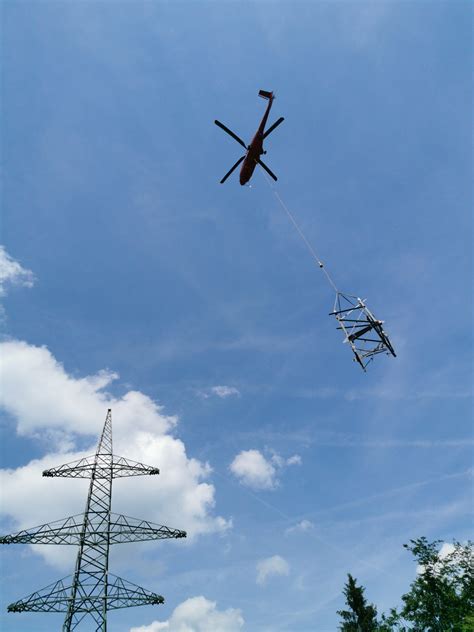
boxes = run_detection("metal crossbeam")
[43,455,160,478]
[1,513,186,545]
[1,409,186,631]
[330,292,396,371]
[8,577,71,613]
[8,574,164,613]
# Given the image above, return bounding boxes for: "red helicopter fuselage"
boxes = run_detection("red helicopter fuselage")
[215,90,282,185]
[239,93,274,185]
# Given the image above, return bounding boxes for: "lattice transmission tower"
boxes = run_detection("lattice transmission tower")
[1,409,186,630]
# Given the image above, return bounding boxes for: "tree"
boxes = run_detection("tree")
[338,539,474,631]
[385,538,474,632]
[460,613,474,632]
[337,573,380,631]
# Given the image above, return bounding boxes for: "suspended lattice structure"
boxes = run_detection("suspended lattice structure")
[330,292,396,371]
[1,409,186,630]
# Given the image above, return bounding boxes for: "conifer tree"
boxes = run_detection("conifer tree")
[337,573,380,631]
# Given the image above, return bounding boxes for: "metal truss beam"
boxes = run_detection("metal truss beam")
[1,513,186,545]
[330,292,396,371]
[43,455,160,479]
[8,574,164,613]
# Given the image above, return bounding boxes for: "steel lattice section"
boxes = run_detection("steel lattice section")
[7,574,164,613]
[330,292,396,371]
[1,409,186,631]
[43,455,160,479]
[0,513,185,545]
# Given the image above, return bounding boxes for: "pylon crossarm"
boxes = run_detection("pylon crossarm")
[106,575,164,609]
[42,455,102,478]
[8,577,72,612]
[110,456,160,478]
[43,455,159,479]
[8,575,164,613]
[0,514,84,545]
[109,514,186,542]
[1,513,187,546]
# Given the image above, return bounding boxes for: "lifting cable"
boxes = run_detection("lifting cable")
[261,173,339,293]
[259,172,396,371]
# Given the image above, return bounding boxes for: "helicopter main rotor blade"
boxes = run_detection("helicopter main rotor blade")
[214,120,247,150]
[257,159,277,181]
[220,155,246,184]
[263,117,284,139]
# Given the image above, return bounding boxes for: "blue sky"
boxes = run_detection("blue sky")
[0,1,472,631]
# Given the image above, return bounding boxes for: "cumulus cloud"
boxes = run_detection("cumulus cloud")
[0,246,34,297]
[285,519,314,535]
[229,449,302,491]
[130,596,244,632]
[256,555,289,585]
[0,340,230,568]
[0,340,175,438]
[229,450,276,490]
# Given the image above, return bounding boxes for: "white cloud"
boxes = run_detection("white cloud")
[0,246,34,296]
[210,385,240,398]
[229,450,276,490]
[438,542,456,559]
[198,385,241,399]
[0,340,174,437]
[269,451,285,468]
[256,555,289,586]
[0,340,230,568]
[130,596,244,632]
[285,519,314,535]
[269,451,301,468]
[229,449,302,491]
[417,542,456,576]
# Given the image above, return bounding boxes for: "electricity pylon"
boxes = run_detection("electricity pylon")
[1,409,186,630]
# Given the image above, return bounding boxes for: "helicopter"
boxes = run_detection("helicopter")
[215,90,284,185]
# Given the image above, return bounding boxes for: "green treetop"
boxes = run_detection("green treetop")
[337,573,380,631]
[383,538,474,632]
